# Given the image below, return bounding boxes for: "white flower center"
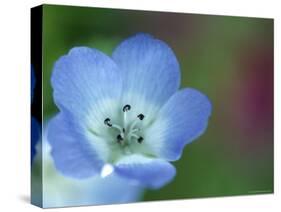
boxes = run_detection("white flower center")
[103,104,145,147]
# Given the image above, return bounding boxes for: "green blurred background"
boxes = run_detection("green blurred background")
[42,4,273,201]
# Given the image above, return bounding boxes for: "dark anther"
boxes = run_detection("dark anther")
[123,104,131,112]
[117,134,123,143]
[137,114,145,120]
[104,118,112,127]
[122,128,126,133]
[137,136,144,143]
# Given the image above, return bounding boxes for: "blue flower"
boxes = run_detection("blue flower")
[48,33,212,189]
[31,117,40,163]
[32,126,143,208]
[31,65,40,164]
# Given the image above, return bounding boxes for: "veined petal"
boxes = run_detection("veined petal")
[47,113,104,178]
[112,33,180,110]
[146,88,212,161]
[51,47,122,120]
[114,154,176,189]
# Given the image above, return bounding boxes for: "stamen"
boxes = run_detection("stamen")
[104,118,124,137]
[117,134,123,143]
[137,114,145,120]
[104,118,112,127]
[122,104,131,130]
[137,136,144,143]
[129,114,144,133]
[123,104,131,112]
[103,104,146,147]
[117,134,123,140]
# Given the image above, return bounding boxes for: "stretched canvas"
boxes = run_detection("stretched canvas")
[31,4,274,208]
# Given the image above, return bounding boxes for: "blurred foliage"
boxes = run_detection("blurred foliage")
[42,5,273,201]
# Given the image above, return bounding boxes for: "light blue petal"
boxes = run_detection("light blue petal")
[112,33,180,107]
[114,154,176,189]
[33,127,144,208]
[146,88,212,161]
[42,173,144,208]
[31,117,40,164]
[82,173,143,205]
[47,113,103,178]
[51,47,122,119]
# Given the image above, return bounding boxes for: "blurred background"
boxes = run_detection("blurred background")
[41,4,273,203]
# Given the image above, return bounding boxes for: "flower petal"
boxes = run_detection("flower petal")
[114,154,176,189]
[32,128,144,208]
[47,113,104,178]
[51,47,122,119]
[146,88,212,161]
[112,33,180,108]
[31,117,40,164]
